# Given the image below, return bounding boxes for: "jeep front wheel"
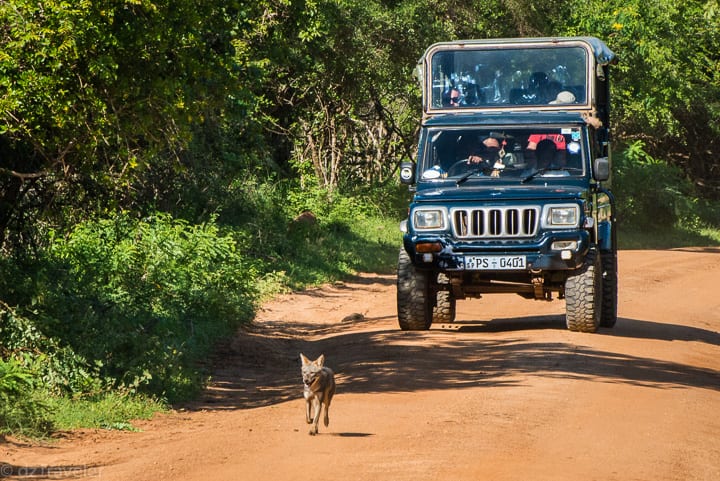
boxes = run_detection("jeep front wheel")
[397,249,433,330]
[565,249,602,333]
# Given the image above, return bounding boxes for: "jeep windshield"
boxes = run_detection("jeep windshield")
[428,45,588,109]
[417,37,616,116]
[419,126,587,184]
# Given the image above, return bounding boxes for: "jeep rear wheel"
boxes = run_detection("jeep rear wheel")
[434,273,456,323]
[600,250,618,328]
[434,291,456,324]
[565,249,602,333]
[397,249,433,330]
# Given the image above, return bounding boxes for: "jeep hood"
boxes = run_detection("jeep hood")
[413,184,587,203]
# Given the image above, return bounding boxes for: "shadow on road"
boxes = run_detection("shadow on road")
[436,314,565,332]
[187,313,720,412]
[609,318,720,345]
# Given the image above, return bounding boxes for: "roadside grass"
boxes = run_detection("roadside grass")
[619,225,720,249]
[46,393,166,432]
[265,215,401,290]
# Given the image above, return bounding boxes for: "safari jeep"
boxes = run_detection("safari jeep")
[397,37,618,332]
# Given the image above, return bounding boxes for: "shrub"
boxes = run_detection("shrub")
[614,141,698,230]
[34,213,258,401]
[0,356,53,438]
[0,302,102,396]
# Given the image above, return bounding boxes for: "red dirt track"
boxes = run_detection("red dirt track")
[3,249,720,480]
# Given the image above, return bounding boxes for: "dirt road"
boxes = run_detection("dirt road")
[3,249,720,481]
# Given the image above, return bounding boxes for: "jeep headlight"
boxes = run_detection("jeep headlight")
[543,204,579,228]
[413,208,446,230]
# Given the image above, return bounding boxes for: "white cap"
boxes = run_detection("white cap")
[549,91,576,104]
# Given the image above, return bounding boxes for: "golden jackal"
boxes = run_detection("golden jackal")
[300,353,336,435]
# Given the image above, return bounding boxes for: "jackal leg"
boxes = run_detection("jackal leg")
[305,398,312,424]
[309,397,321,435]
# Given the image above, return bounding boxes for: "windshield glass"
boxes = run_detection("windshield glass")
[420,127,587,182]
[429,46,588,109]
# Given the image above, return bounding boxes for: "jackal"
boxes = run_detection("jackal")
[300,353,336,435]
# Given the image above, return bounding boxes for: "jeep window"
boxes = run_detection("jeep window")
[430,46,588,109]
[420,127,586,182]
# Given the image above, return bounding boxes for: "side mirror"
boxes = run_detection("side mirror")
[594,157,610,182]
[399,161,416,185]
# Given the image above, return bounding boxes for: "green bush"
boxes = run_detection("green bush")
[218,179,403,291]
[263,182,402,287]
[614,141,698,230]
[1,300,102,396]
[613,141,720,247]
[33,213,258,401]
[0,356,53,438]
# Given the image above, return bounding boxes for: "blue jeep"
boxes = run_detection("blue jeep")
[398,37,618,332]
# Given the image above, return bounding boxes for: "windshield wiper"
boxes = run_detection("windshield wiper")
[456,165,491,186]
[521,166,566,183]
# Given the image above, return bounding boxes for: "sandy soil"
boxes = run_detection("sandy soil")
[2,249,720,481]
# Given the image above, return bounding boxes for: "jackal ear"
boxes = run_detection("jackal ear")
[300,353,310,365]
[316,354,325,366]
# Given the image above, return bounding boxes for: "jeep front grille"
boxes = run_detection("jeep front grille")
[451,206,540,238]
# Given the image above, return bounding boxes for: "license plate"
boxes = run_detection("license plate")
[463,255,526,270]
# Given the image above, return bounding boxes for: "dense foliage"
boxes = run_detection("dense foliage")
[1,0,719,433]
[2,1,719,239]
[566,0,720,193]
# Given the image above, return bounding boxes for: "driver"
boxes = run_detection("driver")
[460,136,501,165]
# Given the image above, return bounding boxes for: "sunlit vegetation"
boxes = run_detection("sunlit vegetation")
[1,0,718,436]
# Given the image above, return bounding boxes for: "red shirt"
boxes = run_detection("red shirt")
[528,134,566,150]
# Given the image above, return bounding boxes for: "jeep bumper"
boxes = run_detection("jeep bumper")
[403,230,590,272]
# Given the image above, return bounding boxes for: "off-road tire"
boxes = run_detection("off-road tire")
[397,249,433,330]
[600,250,618,328]
[434,274,456,323]
[565,249,602,333]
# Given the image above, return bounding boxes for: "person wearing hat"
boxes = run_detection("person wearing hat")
[447,134,506,177]
[466,136,502,164]
[549,90,576,105]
